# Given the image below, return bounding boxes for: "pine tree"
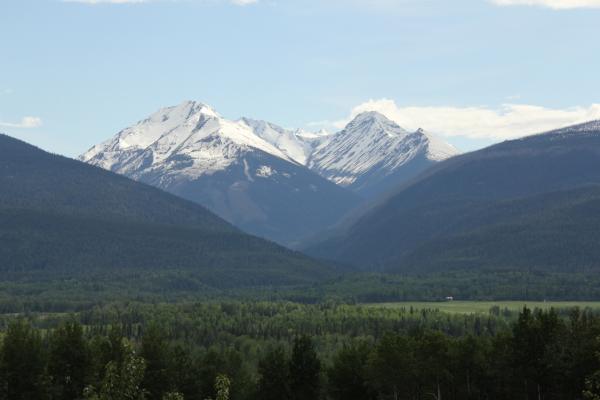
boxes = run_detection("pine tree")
[256,347,291,400]
[48,321,90,400]
[0,320,47,400]
[289,336,321,400]
[141,324,170,400]
[328,342,375,400]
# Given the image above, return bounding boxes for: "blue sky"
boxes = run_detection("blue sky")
[1,0,600,156]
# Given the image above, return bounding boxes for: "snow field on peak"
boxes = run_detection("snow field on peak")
[82,101,460,189]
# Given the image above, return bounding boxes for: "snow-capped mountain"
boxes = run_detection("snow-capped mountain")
[81,101,458,244]
[307,111,459,198]
[81,101,361,245]
[81,101,291,180]
[237,112,459,198]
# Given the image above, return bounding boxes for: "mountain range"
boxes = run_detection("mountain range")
[305,120,600,274]
[81,101,458,244]
[4,108,600,301]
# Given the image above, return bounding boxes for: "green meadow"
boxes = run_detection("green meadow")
[365,301,600,314]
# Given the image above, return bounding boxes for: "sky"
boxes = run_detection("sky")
[1,0,600,156]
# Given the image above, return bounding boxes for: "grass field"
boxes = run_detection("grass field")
[364,301,600,314]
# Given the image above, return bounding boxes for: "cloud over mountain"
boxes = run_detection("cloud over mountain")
[332,99,600,141]
[491,0,600,9]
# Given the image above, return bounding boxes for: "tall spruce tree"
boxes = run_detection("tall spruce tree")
[0,320,47,400]
[140,324,170,400]
[48,321,90,400]
[256,347,291,400]
[328,342,375,400]
[289,336,321,400]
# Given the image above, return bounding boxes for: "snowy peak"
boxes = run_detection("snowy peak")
[81,101,460,200]
[80,101,218,166]
[306,112,459,195]
[349,112,458,161]
[347,111,409,137]
[342,112,457,159]
[81,101,295,178]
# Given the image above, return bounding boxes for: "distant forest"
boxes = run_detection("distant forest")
[3,269,600,313]
[2,302,600,400]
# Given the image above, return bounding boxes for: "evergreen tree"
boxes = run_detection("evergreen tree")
[141,324,170,400]
[289,336,321,400]
[367,334,417,400]
[328,342,375,400]
[198,350,226,400]
[0,320,47,400]
[167,345,200,400]
[48,321,90,400]
[256,347,291,400]
[416,332,451,400]
[512,308,565,399]
[451,335,491,400]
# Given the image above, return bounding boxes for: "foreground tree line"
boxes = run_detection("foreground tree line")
[2,307,600,399]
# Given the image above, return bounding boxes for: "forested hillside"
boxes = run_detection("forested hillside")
[0,134,333,290]
[306,121,600,273]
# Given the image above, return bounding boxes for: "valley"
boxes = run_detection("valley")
[4,1,600,399]
[5,117,600,399]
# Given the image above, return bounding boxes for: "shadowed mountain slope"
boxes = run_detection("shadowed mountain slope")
[0,133,334,287]
[305,121,600,273]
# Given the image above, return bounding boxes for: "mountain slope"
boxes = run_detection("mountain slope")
[402,185,600,273]
[81,101,361,245]
[307,112,459,198]
[0,133,333,287]
[305,120,600,272]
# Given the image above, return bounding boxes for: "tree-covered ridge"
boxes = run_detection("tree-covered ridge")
[0,133,333,287]
[2,303,600,400]
[401,185,600,273]
[0,134,232,231]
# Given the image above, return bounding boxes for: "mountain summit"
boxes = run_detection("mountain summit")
[307,112,459,197]
[81,101,458,244]
[81,101,361,245]
[81,101,291,178]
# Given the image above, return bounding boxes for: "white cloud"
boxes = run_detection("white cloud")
[0,116,43,129]
[62,0,148,3]
[231,0,258,4]
[333,99,600,140]
[491,0,600,9]
[62,0,258,4]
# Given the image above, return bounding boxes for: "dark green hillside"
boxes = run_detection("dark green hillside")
[402,185,600,273]
[0,133,233,230]
[305,121,600,273]
[0,134,333,290]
